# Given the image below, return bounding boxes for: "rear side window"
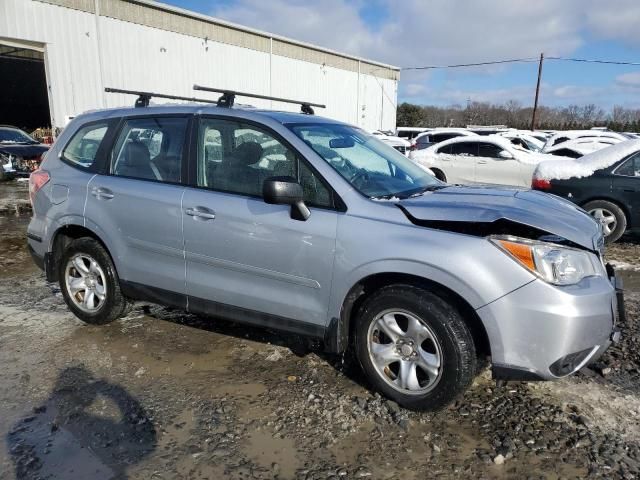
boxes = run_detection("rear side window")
[448,142,478,156]
[110,117,188,183]
[62,123,109,168]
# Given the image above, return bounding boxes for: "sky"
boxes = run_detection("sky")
[163,0,640,111]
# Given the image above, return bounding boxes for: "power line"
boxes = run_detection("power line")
[401,56,640,70]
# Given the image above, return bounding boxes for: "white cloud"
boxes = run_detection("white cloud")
[209,0,640,107]
[616,72,640,89]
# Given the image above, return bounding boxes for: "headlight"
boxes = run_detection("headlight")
[490,236,605,285]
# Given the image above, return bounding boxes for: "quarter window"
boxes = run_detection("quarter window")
[62,123,110,168]
[197,119,332,207]
[110,117,188,183]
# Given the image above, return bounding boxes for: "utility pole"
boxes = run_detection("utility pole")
[530,53,544,131]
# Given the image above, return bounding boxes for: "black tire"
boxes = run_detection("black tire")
[583,200,627,244]
[431,168,446,182]
[58,237,129,325]
[354,285,476,411]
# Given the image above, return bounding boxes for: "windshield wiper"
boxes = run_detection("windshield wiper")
[399,184,446,199]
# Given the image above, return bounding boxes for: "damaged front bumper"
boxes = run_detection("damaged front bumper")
[477,264,623,381]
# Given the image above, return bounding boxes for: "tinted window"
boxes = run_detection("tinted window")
[62,123,109,168]
[197,119,332,207]
[448,142,478,156]
[616,154,640,177]
[478,143,505,158]
[550,149,581,159]
[416,136,432,146]
[552,136,569,146]
[430,133,460,143]
[111,117,188,183]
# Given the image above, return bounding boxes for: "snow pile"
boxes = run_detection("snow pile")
[534,140,640,180]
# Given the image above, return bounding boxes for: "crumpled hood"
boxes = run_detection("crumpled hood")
[397,185,602,250]
[0,143,49,158]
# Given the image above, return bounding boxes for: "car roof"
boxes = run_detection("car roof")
[429,134,512,150]
[77,102,346,126]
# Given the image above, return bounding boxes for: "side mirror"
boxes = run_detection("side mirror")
[498,150,514,159]
[263,176,310,221]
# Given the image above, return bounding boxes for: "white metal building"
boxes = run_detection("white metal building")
[0,0,399,131]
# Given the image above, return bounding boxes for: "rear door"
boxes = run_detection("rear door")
[474,142,523,186]
[437,141,477,184]
[613,153,640,228]
[85,115,190,297]
[182,117,338,329]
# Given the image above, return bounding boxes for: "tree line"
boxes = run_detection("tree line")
[396,101,640,132]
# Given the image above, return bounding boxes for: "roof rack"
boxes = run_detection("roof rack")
[193,84,325,115]
[105,87,218,108]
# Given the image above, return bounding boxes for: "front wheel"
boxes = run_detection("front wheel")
[58,237,129,325]
[583,200,627,244]
[354,285,476,411]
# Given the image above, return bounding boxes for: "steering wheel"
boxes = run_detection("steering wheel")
[350,168,370,187]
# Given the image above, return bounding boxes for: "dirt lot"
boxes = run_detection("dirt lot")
[1,180,639,479]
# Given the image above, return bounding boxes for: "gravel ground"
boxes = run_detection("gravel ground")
[0,180,639,479]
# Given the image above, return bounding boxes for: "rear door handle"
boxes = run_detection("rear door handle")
[91,186,114,200]
[477,160,487,165]
[185,206,216,220]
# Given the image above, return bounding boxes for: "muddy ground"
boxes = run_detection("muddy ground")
[0,180,639,480]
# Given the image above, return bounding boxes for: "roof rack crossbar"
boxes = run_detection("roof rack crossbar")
[105,87,217,108]
[193,84,325,115]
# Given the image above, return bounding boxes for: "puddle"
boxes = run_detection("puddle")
[243,429,300,479]
[0,180,31,216]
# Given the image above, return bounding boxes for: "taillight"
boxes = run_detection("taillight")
[531,177,551,190]
[29,169,50,205]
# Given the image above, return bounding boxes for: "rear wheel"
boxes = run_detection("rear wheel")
[354,285,476,411]
[58,237,129,324]
[583,200,627,243]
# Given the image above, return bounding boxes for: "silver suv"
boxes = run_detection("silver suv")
[27,91,622,410]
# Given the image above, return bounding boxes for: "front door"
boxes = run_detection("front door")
[182,117,338,329]
[474,142,523,186]
[85,115,189,295]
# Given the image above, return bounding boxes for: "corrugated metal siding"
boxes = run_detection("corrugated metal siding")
[36,0,94,13]
[1,0,398,130]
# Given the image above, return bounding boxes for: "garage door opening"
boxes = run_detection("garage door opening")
[0,43,51,131]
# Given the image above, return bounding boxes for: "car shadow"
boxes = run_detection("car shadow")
[141,304,371,390]
[7,366,156,480]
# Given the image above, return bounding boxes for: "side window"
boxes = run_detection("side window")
[110,117,188,183]
[478,143,505,158]
[449,142,478,157]
[197,119,333,207]
[616,154,640,177]
[550,148,581,159]
[62,123,110,169]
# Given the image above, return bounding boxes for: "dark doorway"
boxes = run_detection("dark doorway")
[0,44,51,131]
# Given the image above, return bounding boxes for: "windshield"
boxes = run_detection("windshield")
[0,127,37,144]
[288,123,441,199]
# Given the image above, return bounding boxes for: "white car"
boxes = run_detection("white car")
[411,135,563,187]
[498,131,544,152]
[412,128,478,151]
[542,130,629,152]
[395,127,429,142]
[372,131,412,156]
[545,137,621,158]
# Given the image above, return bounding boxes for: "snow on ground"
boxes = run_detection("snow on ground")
[535,140,640,180]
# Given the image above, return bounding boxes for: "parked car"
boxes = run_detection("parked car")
[412,129,478,151]
[532,140,640,243]
[395,127,429,142]
[0,126,49,178]
[411,135,561,186]
[542,130,629,152]
[372,130,412,156]
[545,137,621,159]
[28,94,621,411]
[497,131,544,152]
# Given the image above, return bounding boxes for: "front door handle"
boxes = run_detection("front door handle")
[185,206,216,220]
[91,186,114,200]
[477,160,488,165]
